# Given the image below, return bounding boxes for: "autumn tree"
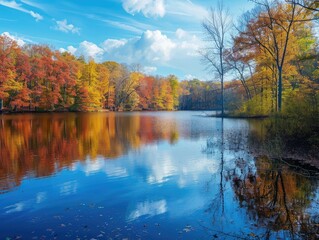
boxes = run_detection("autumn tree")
[56,52,79,109]
[237,0,304,112]
[74,59,102,111]
[138,76,155,110]
[96,63,110,108]
[103,61,123,110]
[0,35,22,110]
[168,75,179,109]
[10,49,31,110]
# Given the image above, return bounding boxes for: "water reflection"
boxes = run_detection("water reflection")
[128,200,167,221]
[230,156,319,239]
[0,112,318,239]
[0,112,184,192]
[0,112,222,193]
[202,120,319,239]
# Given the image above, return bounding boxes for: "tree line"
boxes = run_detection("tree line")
[0,36,182,112]
[0,34,239,112]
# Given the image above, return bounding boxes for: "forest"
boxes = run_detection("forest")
[0,33,243,112]
[0,0,318,118]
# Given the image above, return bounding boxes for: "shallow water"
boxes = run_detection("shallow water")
[0,111,318,239]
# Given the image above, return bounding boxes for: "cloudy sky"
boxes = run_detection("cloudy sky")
[0,0,254,80]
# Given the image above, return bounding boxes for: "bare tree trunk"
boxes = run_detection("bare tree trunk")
[220,48,225,116]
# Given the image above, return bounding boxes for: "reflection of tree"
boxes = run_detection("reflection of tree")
[0,113,180,192]
[202,120,319,239]
[231,156,319,239]
[205,118,225,222]
[220,118,225,215]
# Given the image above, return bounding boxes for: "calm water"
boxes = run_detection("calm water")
[0,112,318,239]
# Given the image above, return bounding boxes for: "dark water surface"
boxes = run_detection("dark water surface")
[0,112,318,239]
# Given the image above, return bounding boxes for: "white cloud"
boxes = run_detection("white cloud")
[54,19,80,34]
[122,0,165,18]
[86,14,152,35]
[66,46,77,55]
[166,0,208,21]
[174,29,201,57]
[142,66,157,74]
[21,0,46,12]
[139,30,175,61]
[0,0,43,21]
[58,46,76,55]
[102,19,142,34]
[60,41,103,61]
[100,30,175,64]
[102,39,127,53]
[176,28,187,39]
[78,41,104,59]
[29,10,42,21]
[63,29,205,78]
[185,74,197,80]
[0,0,22,10]
[1,31,26,46]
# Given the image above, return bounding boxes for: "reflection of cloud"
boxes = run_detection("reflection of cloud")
[60,180,78,196]
[144,147,219,186]
[81,141,220,188]
[146,152,177,184]
[128,200,167,221]
[104,165,128,178]
[84,159,104,176]
[176,158,219,188]
[84,158,128,178]
[5,203,24,213]
[36,192,47,204]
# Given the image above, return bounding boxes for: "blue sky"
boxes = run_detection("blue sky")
[0,0,254,80]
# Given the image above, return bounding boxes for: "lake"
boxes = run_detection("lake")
[0,111,318,239]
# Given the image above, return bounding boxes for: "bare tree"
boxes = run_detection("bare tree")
[202,1,232,116]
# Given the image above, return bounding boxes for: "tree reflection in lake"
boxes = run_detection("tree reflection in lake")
[203,118,319,239]
[231,156,319,239]
[0,112,181,193]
